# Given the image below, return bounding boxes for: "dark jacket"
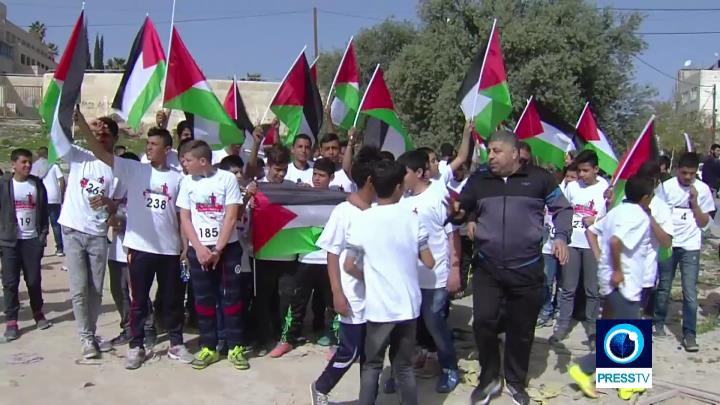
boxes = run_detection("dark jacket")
[452,164,572,269]
[0,173,49,247]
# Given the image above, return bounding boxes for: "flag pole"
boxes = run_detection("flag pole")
[353,64,380,127]
[260,46,307,125]
[326,36,353,103]
[575,101,590,129]
[611,115,655,187]
[161,0,176,105]
[670,148,675,169]
[470,19,497,118]
[513,96,533,133]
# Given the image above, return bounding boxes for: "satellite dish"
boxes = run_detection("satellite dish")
[684,60,692,67]
[715,52,719,58]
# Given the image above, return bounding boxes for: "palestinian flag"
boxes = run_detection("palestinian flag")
[356,64,412,158]
[38,10,88,163]
[269,49,323,146]
[684,132,693,152]
[576,102,618,175]
[610,115,657,208]
[329,37,361,131]
[163,27,243,147]
[309,57,318,83]
[111,16,165,131]
[457,19,512,139]
[252,183,346,259]
[223,76,259,158]
[514,97,577,169]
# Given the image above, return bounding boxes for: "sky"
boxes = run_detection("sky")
[7,0,720,100]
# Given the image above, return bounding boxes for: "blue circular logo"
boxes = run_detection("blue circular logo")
[603,324,644,364]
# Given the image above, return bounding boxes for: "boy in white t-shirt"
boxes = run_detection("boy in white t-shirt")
[310,146,383,404]
[653,152,714,352]
[552,150,608,343]
[568,175,655,401]
[0,149,51,341]
[344,160,435,405]
[284,133,314,185]
[176,140,246,370]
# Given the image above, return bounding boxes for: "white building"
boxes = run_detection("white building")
[0,1,56,75]
[676,65,720,128]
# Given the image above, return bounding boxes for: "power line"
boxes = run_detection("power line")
[637,31,720,36]
[632,55,715,89]
[316,9,387,22]
[604,7,720,12]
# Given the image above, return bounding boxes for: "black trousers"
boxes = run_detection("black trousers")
[283,262,332,343]
[252,259,297,345]
[472,258,545,388]
[360,319,418,405]
[188,242,249,349]
[1,238,45,321]
[460,234,474,291]
[315,322,366,394]
[127,250,184,348]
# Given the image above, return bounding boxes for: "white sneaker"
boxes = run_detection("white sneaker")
[168,344,194,364]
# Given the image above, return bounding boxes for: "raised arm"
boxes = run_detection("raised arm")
[448,120,473,173]
[341,127,356,175]
[243,126,264,181]
[73,109,114,167]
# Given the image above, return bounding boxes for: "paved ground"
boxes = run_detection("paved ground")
[2,239,720,405]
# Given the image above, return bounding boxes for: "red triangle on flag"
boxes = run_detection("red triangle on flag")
[223,79,237,120]
[360,66,395,111]
[514,98,543,140]
[163,27,207,102]
[576,102,601,142]
[612,116,654,183]
[272,51,308,107]
[54,11,85,82]
[141,17,165,69]
[479,21,508,90]
[251,190,298,252]
[335,40,359,84]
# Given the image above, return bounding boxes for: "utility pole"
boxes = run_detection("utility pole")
[713,83,717,142]
[313,7,319,60]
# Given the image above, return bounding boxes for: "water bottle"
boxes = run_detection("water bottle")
[180,259,190,283]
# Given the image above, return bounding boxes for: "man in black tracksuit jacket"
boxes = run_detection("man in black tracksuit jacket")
[448,130,572,405]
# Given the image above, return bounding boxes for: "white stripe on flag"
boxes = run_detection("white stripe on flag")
[460,85,491,120]
[684,132,693,152]
[330,97,348,127]
[50,98,72,158]
[383,125,406,159]
[118,53,154,119]
[284,204,337,228]
[541,121,575,152]
[194,115,221,146]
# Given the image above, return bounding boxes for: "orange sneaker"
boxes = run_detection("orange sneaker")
[269,342,293,358]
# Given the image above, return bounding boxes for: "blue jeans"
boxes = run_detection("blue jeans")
[48,203,63,251]
[654,247,700,336]
[540,254,560,319]
[420,288,458,370]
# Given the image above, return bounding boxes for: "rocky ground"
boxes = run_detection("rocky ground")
[2,240,720,405]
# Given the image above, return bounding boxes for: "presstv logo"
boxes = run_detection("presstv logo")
[596,319,652,389]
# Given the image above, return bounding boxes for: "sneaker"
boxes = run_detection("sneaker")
[35,314,52,330]
[191,347,220,370]
[255,344,271,358]
[618,387,646,400]
[168,345,194,364]
[55,250,65,257]
[568,364,598,399]
[60,266,68,271]
[436,368,460,393]
[548,329,568,344]
[3,324,19,341]
[95,336,113,352]
[269,341,293,358]
[228,346,250,370]
[470,379,502,405]
[536,317,552,328]
[125,347,145,370]
[82,339,100,359]
[383,377,396,394]
[315,334,333,347]
[683,335,699,352]
[310,382,330,405]
[505,383,531,405]
[653,324,667,338]
[111,331,131,347]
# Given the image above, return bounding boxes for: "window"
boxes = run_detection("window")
[20,53,24,64]
[691,88,699,101]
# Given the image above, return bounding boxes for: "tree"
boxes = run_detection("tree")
[652,101,711,154]
[106,57,127,70]
[47,43,59,60]
[93,34,104,70]
[29,21,46,42]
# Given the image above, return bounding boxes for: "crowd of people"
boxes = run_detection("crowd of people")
[1,107,716,405]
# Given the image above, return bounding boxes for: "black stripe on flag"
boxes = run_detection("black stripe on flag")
[233,83,255,133]
[111,19,145,110]
[258,183,348,204]
[60,21,89,141]
[363,116,389,151]
[456,50,483,104]
[534,101,583,150]
[302,56,324,141]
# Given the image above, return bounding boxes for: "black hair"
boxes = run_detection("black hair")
[712,144,720,150]
[339,138,348,148]
[416,146,435,158]
[440,143,454,158]
[379,151,395,161]
[320,133,340,147]
[659,155,671,169]
[10,148,32,161]
[563,162,578,175]
[636,161,661,181]
[313,157,336,176]
[218,155,244,171]
[677,152,700,169]
[147,127,173,148]
[177,137,193,154]
[176,120,193,138]
[351,145,383,187]
[184,140,212,162]
[397,149,429,173]
[97,116,119,137]
[293,134,312,147]
[256,158,265,168]
[625,175,654,203]
[266,144,291,166]
[120,151,140,161]
[372,160,406,198]
[518,141,532,155]
[114,145,126,153]
[574,149,599,167]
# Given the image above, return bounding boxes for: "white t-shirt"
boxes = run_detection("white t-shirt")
[330,168,355,193]
[542,208,556,255]
[447,176,468,236]
[401,186,453,289]
[437,160,454,186]
[176,169,242,247]
[58,146,116,236]
[656,177,715,251]
[141,150,183,172]
[108,186,128,263]
[565,177,608,249]
[346,203,428,322]
[590,202,650,302]
[285,161,314,186]
[211,148,229,165]
[642,196,674,287]
[13,178,38,239]
[316,201,366,324]
[43,164,64,204]
[114,157,184,255]
[30,157,49,179]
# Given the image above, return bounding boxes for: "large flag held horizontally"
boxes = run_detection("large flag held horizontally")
[515,96,577,169]
[610,115,657,208]
[252,183,346,259]
[457,19,512,139]
[163,27,243,146]
[576,102,618,175]
[269,49,323,146]
[328,37,361,131]
[38,10,88,163]
[111,16,165,131]
[355,64,413,159]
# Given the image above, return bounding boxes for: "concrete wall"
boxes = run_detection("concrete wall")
[0,73,42,118]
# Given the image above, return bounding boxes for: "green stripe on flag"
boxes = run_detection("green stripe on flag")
[272,104,304,146]
[335,83,360,130]
[525,137,565,169]
[254,226,324,259]
[585,143,618,175]
[39,80,61,125]
[126,62,165,130]
[165,86,243,146]
[475,82,512,137]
